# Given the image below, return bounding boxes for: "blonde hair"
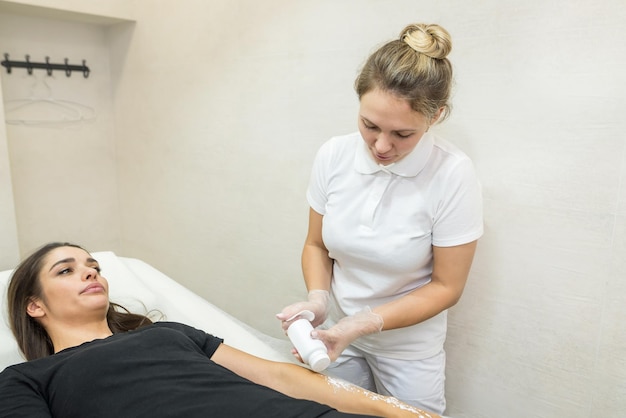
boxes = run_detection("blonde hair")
[354,23,454,123]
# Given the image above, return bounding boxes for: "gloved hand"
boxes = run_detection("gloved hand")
[311,307,383,361]
[276,290,330,330]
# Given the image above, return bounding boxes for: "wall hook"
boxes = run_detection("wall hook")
[82,60,89,78]
[25,55,33,75]
[64,58,71,77]
[45,56,53,76]
[2,53,11,73]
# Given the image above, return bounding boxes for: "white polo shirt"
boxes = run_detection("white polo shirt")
[307,131,483,359]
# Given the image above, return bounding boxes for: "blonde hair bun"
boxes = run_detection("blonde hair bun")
[401,23,452,59]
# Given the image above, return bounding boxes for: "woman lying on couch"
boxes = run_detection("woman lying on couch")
[0,242,439,418]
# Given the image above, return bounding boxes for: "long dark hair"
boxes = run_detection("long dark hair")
[7,242,154,361]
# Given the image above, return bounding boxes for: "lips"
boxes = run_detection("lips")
[370,149,394,162]
[81,283,105,294]
[374,154,395,163]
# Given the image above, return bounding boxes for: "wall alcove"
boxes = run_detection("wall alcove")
[0,0,136,266]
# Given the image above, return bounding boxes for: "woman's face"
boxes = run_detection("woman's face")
[358,88,433,165]
[28,246,110,325]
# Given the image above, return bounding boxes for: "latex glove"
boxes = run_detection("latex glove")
[276,290,330,331]
[312,307,383,361]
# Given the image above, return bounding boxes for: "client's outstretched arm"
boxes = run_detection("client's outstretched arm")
[212,344,440,418]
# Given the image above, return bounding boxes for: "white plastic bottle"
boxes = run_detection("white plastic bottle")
[287,310,330,372]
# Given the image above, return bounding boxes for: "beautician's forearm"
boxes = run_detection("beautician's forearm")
[374,281,462,330]
[375,241,477,330]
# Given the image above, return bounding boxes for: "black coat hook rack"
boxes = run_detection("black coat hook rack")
[1,54,90,78]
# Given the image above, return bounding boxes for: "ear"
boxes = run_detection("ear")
[430,107,445,125]
[26,298,46,319]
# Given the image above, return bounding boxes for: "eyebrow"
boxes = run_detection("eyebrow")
[48,257,98,272]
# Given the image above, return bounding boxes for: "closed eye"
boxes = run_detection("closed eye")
[395,132,413,139]
[361,118,415,138]
[362,120,378,131]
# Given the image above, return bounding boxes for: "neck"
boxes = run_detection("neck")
[46,319,113,353]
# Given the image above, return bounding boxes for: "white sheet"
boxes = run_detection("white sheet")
[0,251,293,370]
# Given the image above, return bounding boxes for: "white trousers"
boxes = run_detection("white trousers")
[324,345,446,415]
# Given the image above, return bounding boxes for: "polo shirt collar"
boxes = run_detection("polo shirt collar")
[354,132,434,177]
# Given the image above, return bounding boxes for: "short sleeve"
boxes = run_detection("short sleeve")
[432,156,484,247]
[0,368,52,418]
[306,139,334,215]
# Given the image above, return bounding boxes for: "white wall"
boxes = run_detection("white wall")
[1,1,625,417]
[0,2,130,258]
[0,80,20,268]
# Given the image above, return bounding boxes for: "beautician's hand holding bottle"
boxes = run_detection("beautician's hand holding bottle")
[311,307,384,361]
[276,289,330,330]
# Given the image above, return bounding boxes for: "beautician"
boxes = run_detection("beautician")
[278,22,483,415]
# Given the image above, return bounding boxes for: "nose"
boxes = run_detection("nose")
[82,266,98,281]
[374,133,393,154]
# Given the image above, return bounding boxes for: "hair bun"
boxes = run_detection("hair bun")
[400,23,452,59]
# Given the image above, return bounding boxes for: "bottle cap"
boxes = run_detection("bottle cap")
[308,350,330,372]
[286,310,315,322]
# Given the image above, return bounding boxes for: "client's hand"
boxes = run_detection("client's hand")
[312,307,383,361]
[276,290,330,330]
